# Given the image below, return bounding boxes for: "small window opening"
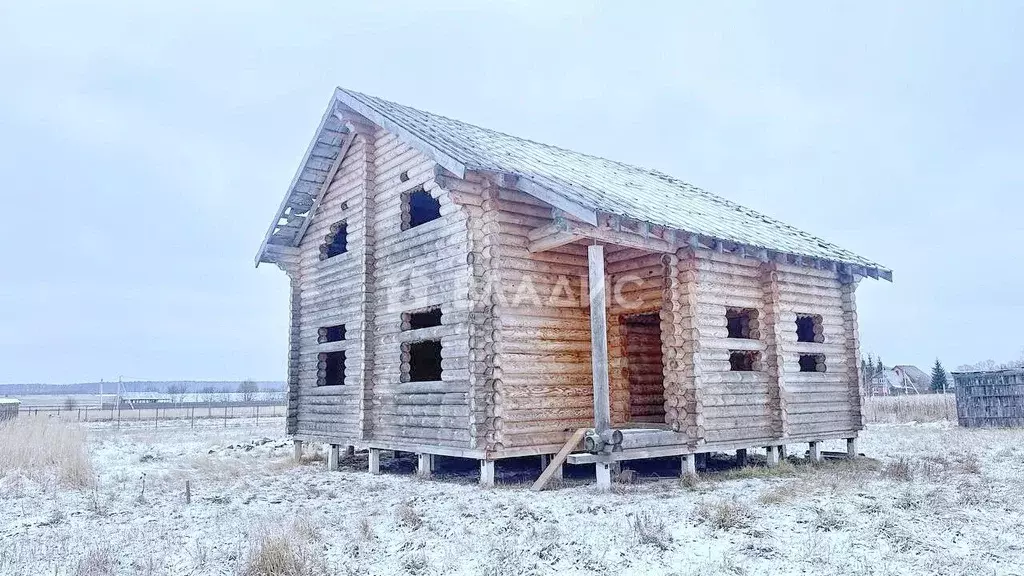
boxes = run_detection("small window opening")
[406,340,443,382]
[318,324,346,344]
[321,222,348,260]
[318,351,346,386]
[405,190,441,229]
[799,354,826,373]
[729,351,760,372]
[796,314,823,343]
[405,308,442,330]
[726,308,758,339]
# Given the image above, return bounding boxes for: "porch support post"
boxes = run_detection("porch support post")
[588,244,611,434]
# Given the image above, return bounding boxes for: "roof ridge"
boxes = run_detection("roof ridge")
[338,86,675,177]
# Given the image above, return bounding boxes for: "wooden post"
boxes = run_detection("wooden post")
[778,445,787,459]
[736,449,747,467]
[480,460,495,486]
[595,462,612,491]
[293,439,303,462]
[588,244,611,433]
[417,453,433,478]
[328,444,340,471]
[765,446,780,468]
[809,441,822,462]
[368,448,381,474]
[846,438,859,459]
[682,454,697,478]
[540,454,550,470]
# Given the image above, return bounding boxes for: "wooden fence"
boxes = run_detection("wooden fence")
[952,369,1024,427]
[15,400,286,429]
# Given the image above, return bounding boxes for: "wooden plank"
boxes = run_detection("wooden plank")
[589,244,611,432]
[531,428,587,491]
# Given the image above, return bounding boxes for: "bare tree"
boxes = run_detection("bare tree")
[166,383,188,403]
[238,380,259,402]
[63,396,78,411]
[200,386,220,403]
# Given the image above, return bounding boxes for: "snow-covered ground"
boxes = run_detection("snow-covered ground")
[2,418,1023,575]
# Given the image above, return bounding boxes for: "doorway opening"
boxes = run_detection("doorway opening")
[622,312,666,424]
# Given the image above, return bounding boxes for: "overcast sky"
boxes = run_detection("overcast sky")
[1,2,1021,384]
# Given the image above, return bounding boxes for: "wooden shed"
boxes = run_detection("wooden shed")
[952,369,1024,427]
[255,88,892,488]
[0,398,20,421]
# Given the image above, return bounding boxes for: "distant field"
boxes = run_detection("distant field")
[12,392,284,408]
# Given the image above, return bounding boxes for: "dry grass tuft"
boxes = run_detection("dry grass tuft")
[863,394,956,423]
[396,501,423,530]
[628,511,673,550]
[881,457,915,481]
[0,415,94,488]
[695,498,755,531]
[810,505,848,532]
[74,547,118,576]
[239,519,326,576]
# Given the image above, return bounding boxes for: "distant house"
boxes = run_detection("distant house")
[869,365,931,395]
[0,398,20,421]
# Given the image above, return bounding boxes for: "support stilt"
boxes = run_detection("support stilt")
[778,445,788,459]
[293,439,303,462]
[736,448,748,467]
[328,444,340,471]
[595,462,612,491]
[368,448,380,474]
[765,446,780,468]
[682,454,697,478]
[809,441,822,462]
[846,438,859,459]
[480,460,495,486]
[417,453,433,478]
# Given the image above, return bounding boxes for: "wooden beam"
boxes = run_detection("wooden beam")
[292,131,355,247]
[588,244,611,433]
[481,171,599,226]
[529,231,582,253]
[559,219,676,253]
[531,428,587,491]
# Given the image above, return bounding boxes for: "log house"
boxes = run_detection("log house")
[255,88,891,489]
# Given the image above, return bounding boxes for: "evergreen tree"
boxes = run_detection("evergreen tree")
[876,358,884,376]
[931,359,949,392]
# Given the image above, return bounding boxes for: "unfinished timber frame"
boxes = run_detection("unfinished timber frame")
[257,88,891,489]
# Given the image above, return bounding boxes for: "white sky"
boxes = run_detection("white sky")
[1,1,1021,383]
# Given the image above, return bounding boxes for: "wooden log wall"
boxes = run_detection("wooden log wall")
[491,188,594,449]
[366,130,473,447]
[777,262,857,437]
[292,133,372,440]
[607,246,669,425]
[690,251,773,444]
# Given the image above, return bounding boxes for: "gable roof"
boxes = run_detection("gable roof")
[257,87,891,281]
